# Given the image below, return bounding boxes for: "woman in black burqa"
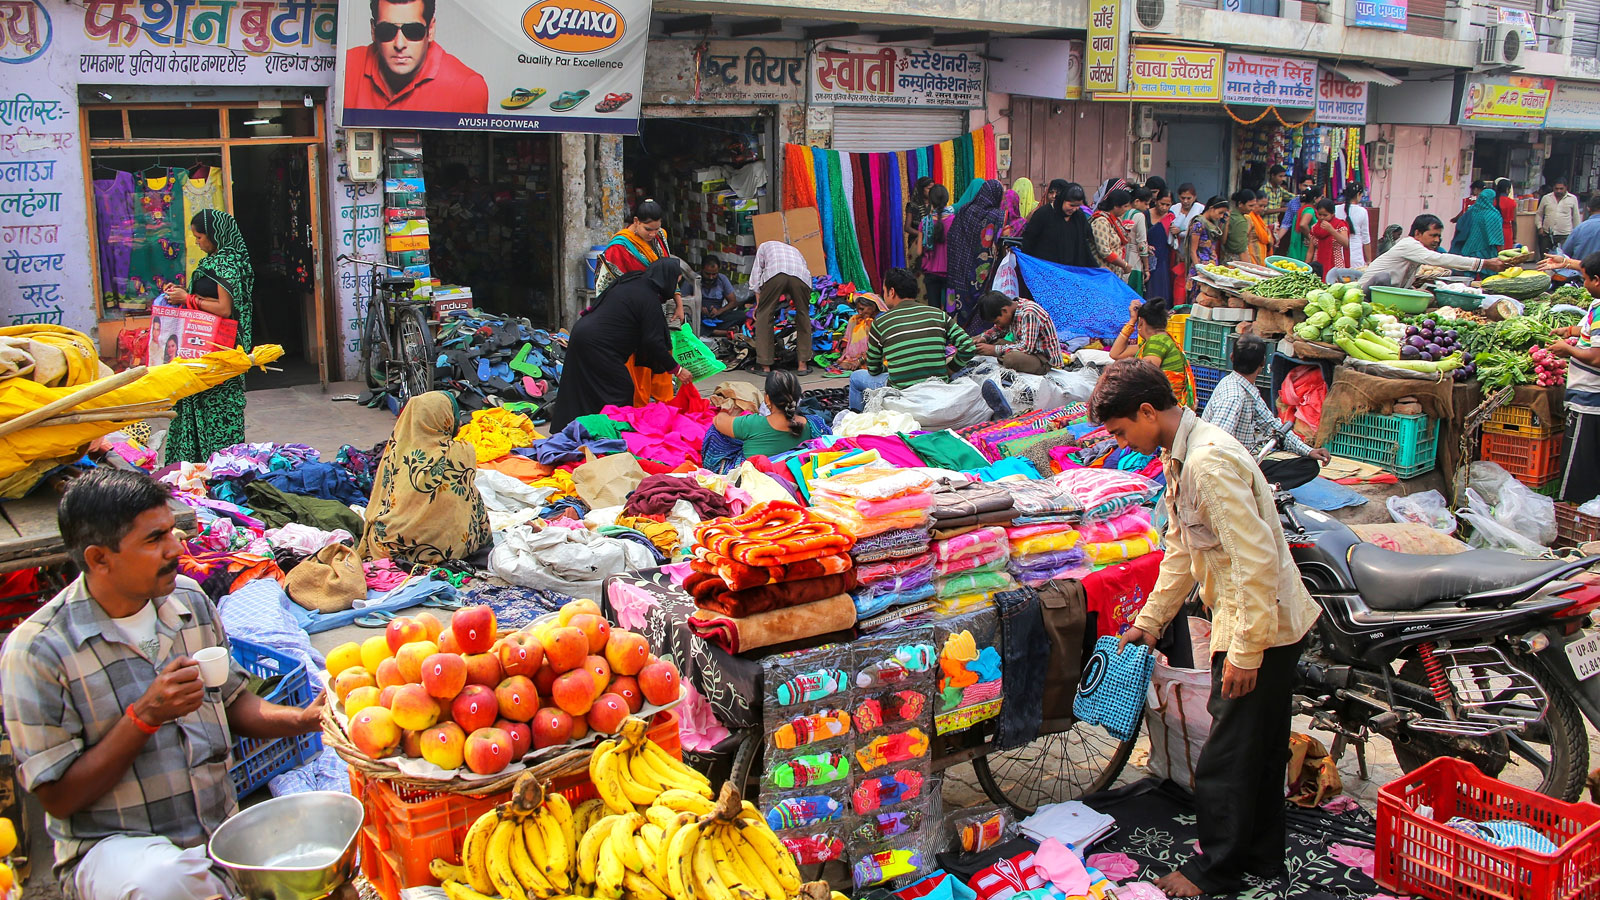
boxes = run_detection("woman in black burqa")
[550,257,681,430]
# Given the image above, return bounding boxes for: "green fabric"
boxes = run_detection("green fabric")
[903,430,988,470]
[1223,208,1251,255]
[1288,207,1313,262]
[865,303,977,389]
[731,414,811,458]
[953,134,974,198]
[824,152,872,288]
[1462,189,1505,259]
[242,482,363,534]
[575,414,626,439]
[953,177,983,212]
[1141,331,1186,373]
[165,209,254,465]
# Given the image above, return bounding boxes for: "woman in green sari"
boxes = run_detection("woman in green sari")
[1108,297,1196,408]
[1288,185,1321,263]
[1458,188,1506,261]
[161,209,253,464]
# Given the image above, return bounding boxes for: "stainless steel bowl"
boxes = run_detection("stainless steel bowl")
[209,791,365,900]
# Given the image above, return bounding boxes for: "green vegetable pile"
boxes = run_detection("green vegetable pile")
[1253,272,1327,299]
[1293,283,1378,343]
[1473,348,1536,389]
[1549,283,1591,307]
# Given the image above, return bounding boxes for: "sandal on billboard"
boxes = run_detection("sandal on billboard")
[594,92,633,113]
[549,90,590,111]
[499,88,546,110]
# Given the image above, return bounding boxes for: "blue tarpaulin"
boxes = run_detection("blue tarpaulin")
[1012,251,1142,342]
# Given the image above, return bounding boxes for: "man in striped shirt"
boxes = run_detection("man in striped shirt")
[849,267,977,411]
[974,291,1061,375]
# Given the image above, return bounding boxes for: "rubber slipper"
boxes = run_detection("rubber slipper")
[550,90,590,111]
[500,87,546,110]
[595,92,632,113]
[354,611,399,628]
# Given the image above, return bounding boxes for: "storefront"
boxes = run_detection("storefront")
[1092,44,1230,198]
[988,39,1132,189]
[1542,81,1600,193]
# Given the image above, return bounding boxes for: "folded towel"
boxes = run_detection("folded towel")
[1010,530,1082,557]
[695,501,855,565]
[688,594,858,654]
[934,543,1010,577]
[1082,530,1159,566]
[933,525,1010,562]
[685,569,859,618]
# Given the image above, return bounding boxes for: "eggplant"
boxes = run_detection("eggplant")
[1422,318,1436,329]
[1425,343,1443,357]
[1405,325,1420,338]
[1445,329,1459,341]
[1399,345,1421,360]
[1419,351,1434,362]
[1409,336,1428,349]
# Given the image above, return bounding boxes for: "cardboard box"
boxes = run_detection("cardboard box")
[385,219,430,237]
[751,207,826,277]
[385,234,429,252]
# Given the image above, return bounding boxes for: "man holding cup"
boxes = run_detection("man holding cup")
[0,469,325,899]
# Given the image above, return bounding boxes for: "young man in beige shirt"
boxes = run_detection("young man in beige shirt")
[1090,360,1320,898]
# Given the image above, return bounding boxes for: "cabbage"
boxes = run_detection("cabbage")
[1333,315,1361,333]
[1340,302,1366,319]
[1306,311,1332,328]
[1295,322,1322,341]
[1328,283,1348,301]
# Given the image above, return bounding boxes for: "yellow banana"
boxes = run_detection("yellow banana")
[617,748,659,807]
[575,798,606,836]
[635,833,670,894]
[597,825,627,900]
[613,811,646,873]
[592,743,636,814]
[578,814,620,885]
[639,750,709,798]
[546,792,577,855]
[533,807,571,889]
[664,815,703,900]
[640,823,666,856]
[624,870,670,900]
[644,804,680,831]
[656,811,695,888]
[442,880,500,900]
[642,740,712,790]
[732,819,799,894]
[710,825,763,900]
[431,859,470,883]
[692,823,736,900]
[725,826,784,900]
[489,816,531,900]
[629,751,668,793]
[461,810,500,896]
[511,821,555,898]
[655,789,715,816]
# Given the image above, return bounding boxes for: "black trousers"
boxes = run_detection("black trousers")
[1259,456,1320,490]
[1180,638,1304,893]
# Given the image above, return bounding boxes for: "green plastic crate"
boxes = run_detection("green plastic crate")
[1326,412,1439,478]
[1183,317,1233,368]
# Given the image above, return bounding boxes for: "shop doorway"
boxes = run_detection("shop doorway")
[82,98,332,386]
[1165,121,1229,199]
[418,132,558,324]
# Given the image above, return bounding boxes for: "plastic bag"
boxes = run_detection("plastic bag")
[869,380,990,431]
[1460,488,1547,556]
[1385,490,1457,534]
[1581,497,1600,518]
[948,804,1016,853]
[1468,461,1556,547]
[1052,368,1101,405]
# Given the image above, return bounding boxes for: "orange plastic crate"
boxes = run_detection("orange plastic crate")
[356,710,684,900]
[1479,431,1563,487]
[1375,757,1600,900]
[1484,403,1563,439]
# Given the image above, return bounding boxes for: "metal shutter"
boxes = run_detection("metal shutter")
[1407,0,1449,37]
[828,108,968,153]
[1570,0,1600,60]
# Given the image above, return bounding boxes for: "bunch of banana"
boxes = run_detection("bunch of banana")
[436,773,583,900]
[591,717,713,814]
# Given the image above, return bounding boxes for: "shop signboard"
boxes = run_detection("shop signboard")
[1496,8,1539,48]
[335,0,652,133]
[1315,67,1368,125]
[988,38,1084,101]
[1222,53,1316,109]
[643,40,805,105]
[1093,44,1223,104]
[808,41,985,109]
[1459,75,1553,128]
[1545,81,1600,131]
[1352,0,1407,31]
[1084,0,1125,94]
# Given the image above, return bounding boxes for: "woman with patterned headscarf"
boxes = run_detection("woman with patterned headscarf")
[160,208,253,464]
[945,179,1007,329]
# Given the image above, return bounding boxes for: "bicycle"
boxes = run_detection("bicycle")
[338,254,435,405]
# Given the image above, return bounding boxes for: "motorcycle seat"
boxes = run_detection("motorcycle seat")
[1347,544,1571,611]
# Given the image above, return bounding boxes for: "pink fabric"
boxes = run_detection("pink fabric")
[857,551,936,583]
[1051,468,1161,511]
[675,681,732,751]
[934,543,1008,576]
[1328,843,1375,878]
[606,580,661,631]
[1032,839,1089,896]
[363,559,408,590]
[1085,853,1138,883]
[1117,885,1168,900]
[1076,508,1154,544]
[1004,522,1078,541]
[602,401,715,466]
[1278,364,1326,436]
[840,434,927,469]
[847,491,935,517]
[934,526,1009,561]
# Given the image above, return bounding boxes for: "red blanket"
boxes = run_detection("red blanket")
[690,549,854,592]
[685,569,860,617]
[694,501,855,565]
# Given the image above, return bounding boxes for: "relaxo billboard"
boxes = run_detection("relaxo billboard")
[336,0,650,133]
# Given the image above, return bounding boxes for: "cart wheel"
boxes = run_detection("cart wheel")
[728,727,762,799]
[971,718,1139,815]
[393,306,435,404]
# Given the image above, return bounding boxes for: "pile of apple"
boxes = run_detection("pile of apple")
[328,599,683,776]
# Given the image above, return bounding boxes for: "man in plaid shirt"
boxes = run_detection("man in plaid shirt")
[1,469,323,899]
[1202,334,1330,489]
[974,291,1062,376]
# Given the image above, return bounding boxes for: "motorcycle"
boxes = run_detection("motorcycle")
[1262,432,1600,800]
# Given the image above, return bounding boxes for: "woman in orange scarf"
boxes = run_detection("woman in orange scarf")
[1246,190,1274,265]
[598,199,681,405]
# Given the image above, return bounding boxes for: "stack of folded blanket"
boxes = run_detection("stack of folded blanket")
[686,501,858,653]
[927,480,1017,530]
[810,468,935,538]
[931,525,1015,612]
[846,517,934,619]
[1078,506,1161,568]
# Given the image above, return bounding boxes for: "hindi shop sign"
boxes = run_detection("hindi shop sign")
[1352,0,1407,30]
[643,40,804,105]
[335,0,652,134]
[1315,67,1368,124]
[72,0,336,84]
[1222,53,1316,109]
[1093,45,1223,103]
[1460,75,1553,128]
[808,41,985,109]
[1546,81,1600,131]
[1085,0,1126,94]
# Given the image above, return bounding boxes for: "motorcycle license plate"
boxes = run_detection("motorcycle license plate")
[1565,631,1600,681]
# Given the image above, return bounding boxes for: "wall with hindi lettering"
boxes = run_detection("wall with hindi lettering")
[324,108,384,380]
[1,1,95,336]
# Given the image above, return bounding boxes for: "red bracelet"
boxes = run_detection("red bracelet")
[125,705,159,735]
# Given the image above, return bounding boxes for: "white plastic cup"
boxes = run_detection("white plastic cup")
[194,647,229,688]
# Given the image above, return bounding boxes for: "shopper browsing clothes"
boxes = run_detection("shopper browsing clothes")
[160,209,253,465]
[596,199,684,324]
[1089,361,1320,899]
[359,391,492,567]
[0,469,324,900]
[550,257,685,430]
[712,369,815,458]
[974,291,1062,375]
[748,240,815,376]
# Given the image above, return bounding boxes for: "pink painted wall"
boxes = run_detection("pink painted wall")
[1366,124,1469,239]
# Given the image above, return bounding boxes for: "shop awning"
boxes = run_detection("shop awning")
[1328,64,1403,87]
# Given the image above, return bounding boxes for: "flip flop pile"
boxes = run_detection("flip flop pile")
[432,313,568,423]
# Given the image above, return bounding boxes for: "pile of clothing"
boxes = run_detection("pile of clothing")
[684,501,859,653]
[431,314,566,422]
[849,526,935,620]
[1056,425,1165,487]
[932,525,1015,613]
[1077,507,1160,569]
[956,405,1085,471]
[810,468,935,538]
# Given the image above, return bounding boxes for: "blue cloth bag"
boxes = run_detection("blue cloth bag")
[1073,635,1156,741]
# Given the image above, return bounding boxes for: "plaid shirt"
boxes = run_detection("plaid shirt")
[1264,183,1295,213]
[1202,371,1314,457]
[749,241,811,293]
[979,299,1061,362]
[1,575,247,880]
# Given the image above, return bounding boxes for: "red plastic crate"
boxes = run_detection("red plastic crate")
[1479,431,1564,487]
[1375,757,1600,900]
[355,710,683,900]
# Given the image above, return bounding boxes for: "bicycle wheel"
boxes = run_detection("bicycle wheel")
[972,718,1139,815]
[360,303,390,390]
[392,306,435,404]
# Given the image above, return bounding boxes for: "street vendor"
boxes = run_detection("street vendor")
[1545,251,1600,506]
[849,267,977,412]
[1356,214,1506,288]
[1092,360,1319,899]
[0,468,324,899]
[974,291,1063,375]
[1203,334,1331,489]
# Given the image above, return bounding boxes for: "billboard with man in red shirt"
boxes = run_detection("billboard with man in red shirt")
[336,0,649,134]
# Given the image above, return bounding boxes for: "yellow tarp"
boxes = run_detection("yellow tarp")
[0,324,104,387]
[0,344,284,479]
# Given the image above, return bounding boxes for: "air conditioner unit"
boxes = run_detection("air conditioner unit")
[1128,0,1177,34]
[1136,105,1158,139]
[1480,23,1530,67]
